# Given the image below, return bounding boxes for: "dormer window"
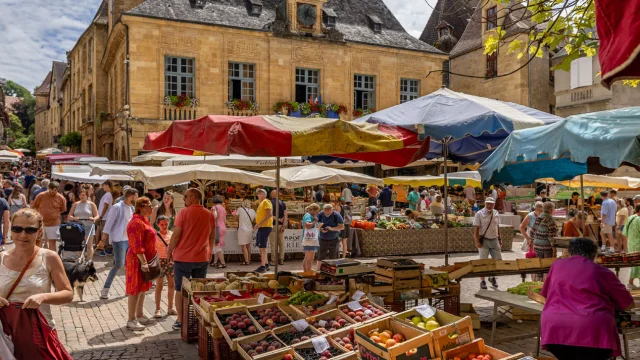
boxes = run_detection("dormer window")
[368,15,383,33]
[249,0,263,15]
[323,8,337,27]
[194,0,206,9]
[439,28,449,38]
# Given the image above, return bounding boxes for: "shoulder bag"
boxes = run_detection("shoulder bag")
[141,232,162,282]
[478,210,495,246]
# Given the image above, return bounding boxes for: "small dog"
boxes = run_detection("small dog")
[62,258,98,302]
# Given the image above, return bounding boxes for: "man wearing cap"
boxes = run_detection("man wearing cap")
[317,204,345,261]
[473,197,501,289]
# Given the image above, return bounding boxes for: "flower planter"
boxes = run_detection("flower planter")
[327,110,339,119]
[289,110,301,117]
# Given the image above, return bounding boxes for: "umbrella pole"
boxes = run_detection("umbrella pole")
[275,157,281,275]
[443,139,449,266]
[580,174,586,234]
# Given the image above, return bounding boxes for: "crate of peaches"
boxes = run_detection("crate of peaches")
[247,303,295,331]
[214,306,264,349]
[306,309,356,335]
[236,331,288,360]
[338,299,391,324]
[272,320,322,345]
[197,295,265,323]
[355,317,436,360]
[292,335,354,360]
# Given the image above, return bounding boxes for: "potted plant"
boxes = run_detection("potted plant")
[164,93,198,108]
[300,102,311,115]
[324,104,347,119]
[289,102,301,117]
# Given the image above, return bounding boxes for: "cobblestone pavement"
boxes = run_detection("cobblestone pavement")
[48,235,640,359]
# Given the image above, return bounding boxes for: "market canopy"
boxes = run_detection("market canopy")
[0,150,20,158]
[91,163,277,189]
[536,174,640,189]
[262,165,383,189]
[46,153,98,164]
[479,107,640,187]
[14,148,32,154]
[132,151,180,165]
[597,1,640,88]
[162,154,307,168]
[143,115,429,168]
[384,174,481,188]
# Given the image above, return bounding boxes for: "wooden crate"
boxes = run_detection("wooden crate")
[292,335,352,360]
[374,274,421,290]
[355,317,435,360]
[494,260,519,271]
[441,338,524,360]
[503,307,540,321]
[305,309,357,336]
[213,306,262,350]
[540,258,557,268]
[246,303,296,330]
[271,322,322,346]
[201,298,265,323]
[517,258,542,269]
[183,277,228,295]
[374,266,422,280]
[432,317,475,357]
[235,331,287,360]
[338,299,392,325]
[471,259,496,273]
[460,303,480,330]
[394,307,462,333]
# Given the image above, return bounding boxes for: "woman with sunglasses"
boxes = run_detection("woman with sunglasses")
[0,208,73,355]
[125,197,158,331]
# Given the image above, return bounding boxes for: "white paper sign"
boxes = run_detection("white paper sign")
[347,301,363,311]
[364,309,373,315]
[326,295,338,305]
[312,337,330,353]
[230,290,242,297]
[292,319,309,332]
[352,290,365,301]
[456,332,471,345]
[318,320,327,328]
[258,293,266,304]
[415,305,436,319]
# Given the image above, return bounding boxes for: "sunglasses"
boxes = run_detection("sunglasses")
[11,226,39,234]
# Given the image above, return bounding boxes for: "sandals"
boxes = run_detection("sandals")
[168,309,178,316]
[241,261,251,266]
[218,264,227,268]
[154,309,163,318]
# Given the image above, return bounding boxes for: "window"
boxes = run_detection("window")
[486,52,497,78]
[442,60,450,88]
[400,79,420,103]
[486,6,497,30]
[570,57,593,89]
[295,68,319,103]
[88,38,93,72]
[438,28,449,38]
[373,23,382,33]
[164,56,195,97]
[354,75,375,110]
[228,62,255,101]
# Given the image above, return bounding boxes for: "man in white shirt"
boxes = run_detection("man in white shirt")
[473,197,501,290]
[100,188,138,299]
[96,181,114,256]
[341,184,353,203]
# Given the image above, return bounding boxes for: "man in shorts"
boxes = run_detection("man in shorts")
[474,197,501,289]
[95,181,114,256]
[253,189,273,273]
[168,189,216,331]
[32,181,67,251]
[600,190,618,253]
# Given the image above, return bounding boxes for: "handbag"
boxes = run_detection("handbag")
[142,253,162,282]
[302,227,319,247]
[478,209,495,246]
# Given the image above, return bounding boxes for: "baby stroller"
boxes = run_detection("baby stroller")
[58,221,94,263]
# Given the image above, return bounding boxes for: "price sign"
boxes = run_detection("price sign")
[326,295,338,305]
[415,304,436,319]
[347,301,363,311]
[352,290,365,301]
[230,290,242,297]
[258,293,266,304]
[456,332,471,345]
[312,336,330,354]
[318,320,327,328]
[292,319,309,332]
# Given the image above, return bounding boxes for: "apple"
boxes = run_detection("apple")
[283,355,294,360]
[238,322,246,329]
[321,350,332,358]
[266,319,274,325]
[393,334,405,343]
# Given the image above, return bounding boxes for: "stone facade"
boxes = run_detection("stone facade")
[98,2,447,160]
[35,72,53,150]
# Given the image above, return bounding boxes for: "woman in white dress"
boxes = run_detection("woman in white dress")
[235,198,256,265]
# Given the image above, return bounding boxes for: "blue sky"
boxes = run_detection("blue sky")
[0,0,433,92]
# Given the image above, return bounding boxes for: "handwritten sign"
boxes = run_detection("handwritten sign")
[230,290,242,297]
[292,319,309,332]
[415,304,436,319]
[352,290,365,301]
[312,337,330,353]
[258,293,266,304]
[347,301,363,311]
[326,295,338,305]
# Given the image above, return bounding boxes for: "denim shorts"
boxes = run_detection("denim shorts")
[303,245,319,252]
[173,261,208,291]
[256,227,272,248]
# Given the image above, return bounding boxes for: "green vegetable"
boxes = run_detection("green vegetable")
[506,282,543,296]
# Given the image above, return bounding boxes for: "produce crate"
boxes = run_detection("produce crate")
[314,279,346,292]
[214,306,263,350]
[292,335,352,360]
[338,299,392,324]
[212,332,241,360]
[375,274,422,291]
[394,306,461,333]
[471,259,496,273]
[494,260,519,271]
[183,277,228,295]
[235,331,287,360]
[459,304,480,330]
[376,258,420,269]
[355,317,435,360]
[421,269,449,288]
[328,327,358,353]
[374,266,422,280]
[517,258,542,269]
[247,303,296,330]
[305,309,356,336]
[430,262,473,280]
[272,321,322,345]
[288,292,333,317]
[201,298,266,323]
[441,338,524,360]
[527,286,546,305]
[540,258,556,268]
[431,316,475,357]
[503,307,540,321]
[182,289,199,344]
[198,317,214,360]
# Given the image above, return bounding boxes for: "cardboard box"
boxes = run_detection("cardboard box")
[422,269,449,288]
[441,338,524,360]
[459,304,480,330]
[431,317,475,357]
[394,307,462,333]
[494,260,519,271]
[356,317,436,360]
[517,258,542,269]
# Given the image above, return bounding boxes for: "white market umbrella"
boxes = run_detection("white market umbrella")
[262,164,383,189]
[132,151,179,165]
[14,148,32,153]
[162,154,307,168]
[91,163,276,189]
[37,147,62,154]
[0,157,19,163]
[52,172,133,184]
[0,150,21,158]
[536,174,640,189]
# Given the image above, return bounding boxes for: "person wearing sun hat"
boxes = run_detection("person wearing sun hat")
[473,196,501,289]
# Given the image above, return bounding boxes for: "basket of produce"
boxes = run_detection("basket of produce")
[273,321,322,345]
[198,297,264,323]
[338,299,391,324]
[183,277,228,293]
[394,305,461,332]
[306,309,356,335]
[376,218,410,230]
[248,303,295,330]
[287,291,332,317]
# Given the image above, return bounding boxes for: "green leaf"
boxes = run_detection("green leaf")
[507,39,523,54]
[483,34,499,55]
[623,80,640,88]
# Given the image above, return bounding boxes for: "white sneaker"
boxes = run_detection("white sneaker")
[601,245,607,251]
[127,320,145,331]
[137,316,155,325]
[627,284,639,290]
[100,288,109,299]
[610,247,616,253]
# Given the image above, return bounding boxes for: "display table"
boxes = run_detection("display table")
[475,290,542,356]
[499,214,521,229]
[356,225,514,257]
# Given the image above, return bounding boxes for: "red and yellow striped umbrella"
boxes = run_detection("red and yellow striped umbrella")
[144,115,429,167]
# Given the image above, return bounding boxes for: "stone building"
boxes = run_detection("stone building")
[97,0,447,160]
[444,0,554,112]
[419,0,477,53]
[48,61,67,145]
[34,72,53,150]
[552,45,640,117]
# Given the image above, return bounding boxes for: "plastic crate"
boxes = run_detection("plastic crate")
[198,318,213,360]
[212,335,241,360]
[182,289,199,343]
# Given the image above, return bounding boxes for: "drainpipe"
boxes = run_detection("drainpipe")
[124,23,131,161]
[527,53,531,108]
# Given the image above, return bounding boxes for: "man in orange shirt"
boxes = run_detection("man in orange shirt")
[33,181,67,251]
[167,188,215,331]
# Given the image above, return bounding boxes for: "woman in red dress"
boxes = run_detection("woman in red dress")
[125,196,157,331]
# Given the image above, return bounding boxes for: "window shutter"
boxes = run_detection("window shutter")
[570,58,579,89]
[578,57,593,87]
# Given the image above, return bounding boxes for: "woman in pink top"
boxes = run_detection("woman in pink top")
[210,195,227,268]
[154,215,175,318]
[541,237,634,359]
